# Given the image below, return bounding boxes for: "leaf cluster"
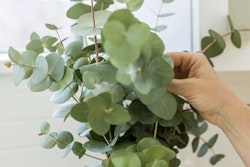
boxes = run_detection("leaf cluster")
[7,0,225,166]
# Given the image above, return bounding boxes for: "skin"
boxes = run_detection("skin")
[167,52,250,166]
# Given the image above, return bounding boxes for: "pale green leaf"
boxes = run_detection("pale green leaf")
[40,132,57,149]
[30,56,48,84]
[52,101,76,118]
[83,140,111,152]
[40,121,50,134]
[126,0,144,11]
[66,3,91,19]
[50,82,78,103]
[46,53,65,81]
[28,77,52,92]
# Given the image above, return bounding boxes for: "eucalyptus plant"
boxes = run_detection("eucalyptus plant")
[5,0,242,166]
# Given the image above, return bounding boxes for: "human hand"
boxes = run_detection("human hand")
[167,52,243,126]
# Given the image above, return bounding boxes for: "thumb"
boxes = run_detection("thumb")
[167,79,194,97]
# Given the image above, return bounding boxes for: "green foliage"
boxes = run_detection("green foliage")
[7,0,226,166]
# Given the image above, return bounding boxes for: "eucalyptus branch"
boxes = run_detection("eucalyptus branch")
[44,132,104,161]
[90,0,100,63]
[55,29,67,55]
[202,28,250,53]
[153,121,159,139]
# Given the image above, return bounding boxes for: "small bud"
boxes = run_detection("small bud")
[4,61,12,68]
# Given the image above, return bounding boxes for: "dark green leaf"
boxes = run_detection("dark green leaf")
[72,141,86,158]
[128,100,159,124]
[208,134,218,148]
[231,30,241,48]
[227,15,234,31]
[192,137,199,153]
[201,36,224,58]
[208,29,226,49]
[88,113,110,135]
[114,123,131,137]
[70,102,89,122]
[210,154,225,165]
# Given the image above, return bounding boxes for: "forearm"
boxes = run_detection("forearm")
[217,98,250,166]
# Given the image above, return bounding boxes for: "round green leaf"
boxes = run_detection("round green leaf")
[87,113,110,135]
[26,39,44,54]
[137,138,161,152]
[104,104,130,125]
[201,36,224,58]
[30,56,48,84]
[128,100,159,124]
[126,23,150,47]
[208,29,226,49]
[28,77,53,92]
[46,53,65,82]
[70,102,89,122]
[126,0,144,11]
[40,121,50,134]
[56,131,74,149]
[66,3,91,19]
[40,132,57,149]
[109,150,142,167]
[147,92,177,120]
[83,140,112,153]
[102,21,127,46]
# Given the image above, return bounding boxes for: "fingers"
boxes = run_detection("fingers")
[167,79,194,97]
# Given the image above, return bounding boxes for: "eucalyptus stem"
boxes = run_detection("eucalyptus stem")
[155,2,164,30]
[90,0,100,63]
[202,28,250,53]
[55,29,67,55]
[45,133,104,161]
[154,121,159,139]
